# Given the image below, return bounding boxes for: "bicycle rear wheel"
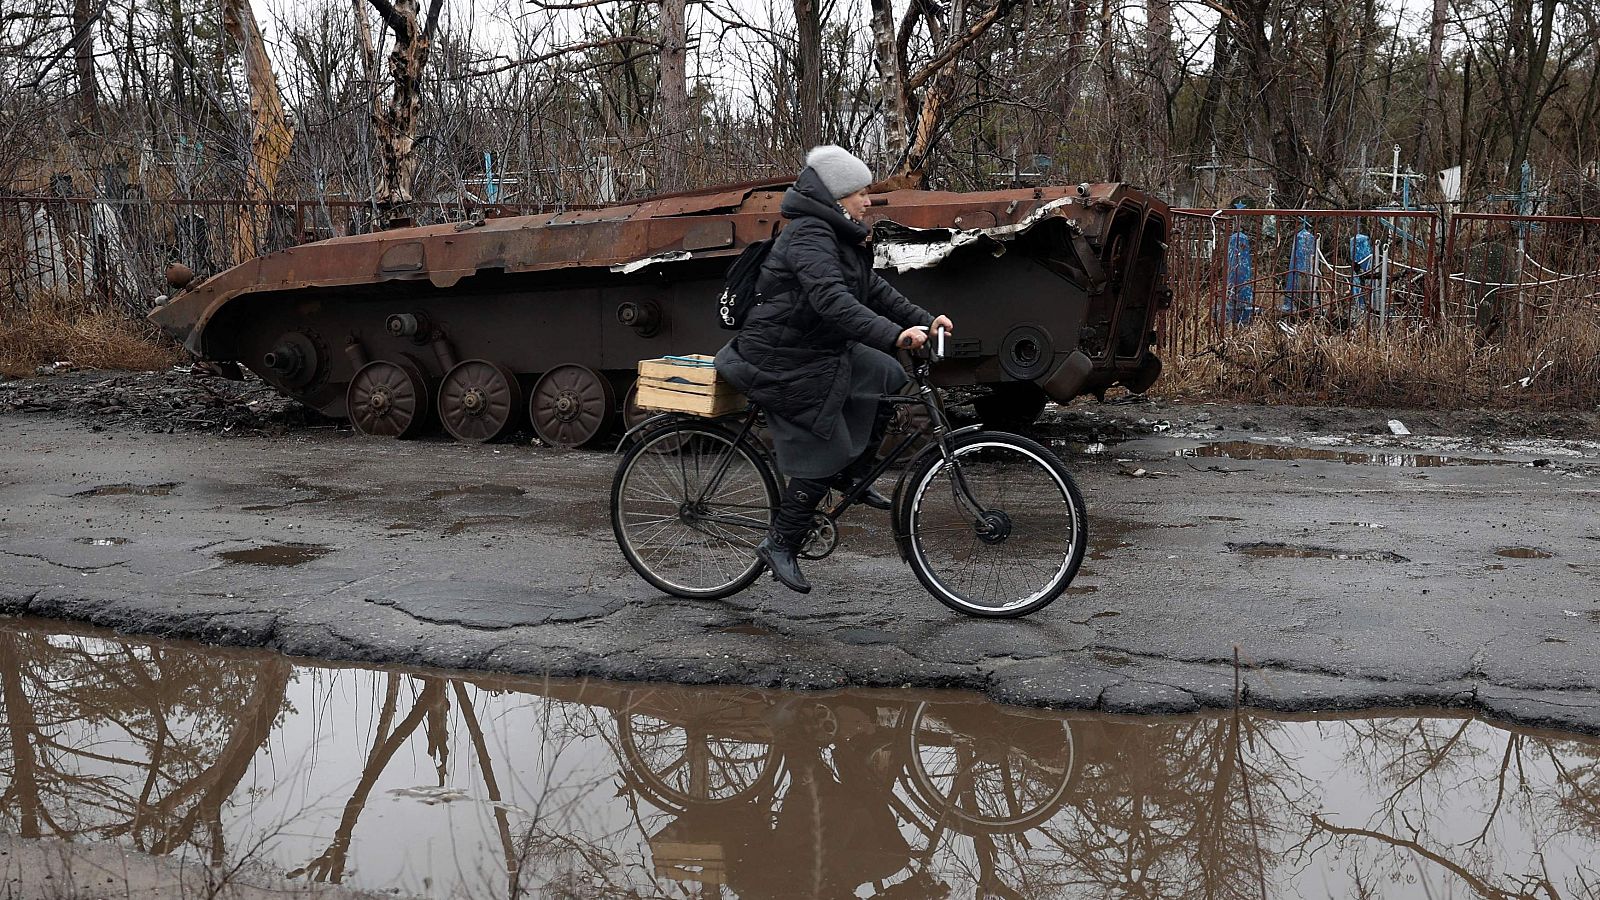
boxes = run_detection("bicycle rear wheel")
[901,431,1087,617]
[611,423,779,599]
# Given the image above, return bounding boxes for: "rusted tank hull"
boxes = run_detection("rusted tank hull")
[150,181,1170,444]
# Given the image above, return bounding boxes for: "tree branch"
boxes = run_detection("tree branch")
[365,0,410,39]
[905,0,1015,93]
[452,36,662,79]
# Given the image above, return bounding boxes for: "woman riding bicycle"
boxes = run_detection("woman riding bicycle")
[714,146,954,595]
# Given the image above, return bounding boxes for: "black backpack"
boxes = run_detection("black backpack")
[716,238,777,330]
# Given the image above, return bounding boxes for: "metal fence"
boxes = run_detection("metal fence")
[0,195,587,314]
[1165,207,1600,356]
[6,195,1600,346]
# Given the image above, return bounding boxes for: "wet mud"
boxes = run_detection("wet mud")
[217,542,333,567]
[1228,542,1411,562]
[1177,440,1511,468]
[72,481,179,497]
[1497,546,1556,559]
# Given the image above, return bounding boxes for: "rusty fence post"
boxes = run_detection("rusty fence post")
[1431,210,1449,325]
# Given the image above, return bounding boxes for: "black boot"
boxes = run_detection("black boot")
[833,404,896,510]
[758,477,830,593]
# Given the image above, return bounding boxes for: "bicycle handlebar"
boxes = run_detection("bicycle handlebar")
[904,326,948,363]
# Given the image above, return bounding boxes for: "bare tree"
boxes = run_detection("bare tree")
[366,0,445,214]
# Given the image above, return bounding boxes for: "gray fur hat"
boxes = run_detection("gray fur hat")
[805,145,873,199]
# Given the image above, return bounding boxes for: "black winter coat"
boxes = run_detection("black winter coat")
[716,168,933,439]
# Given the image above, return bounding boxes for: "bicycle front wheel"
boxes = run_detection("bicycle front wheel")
[902,431,1087,617]
[611,423,779,599]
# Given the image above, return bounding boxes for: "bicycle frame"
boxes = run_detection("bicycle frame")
[669,350,994,536]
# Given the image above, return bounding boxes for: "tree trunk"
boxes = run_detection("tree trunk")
[1237,0,1304,203]
[903,69,957,177]
[793,0,824,149]
[1097,0,1124,181]
[869,0,909,167]
[0,634,43,837]
[655,0,689,191]
[1145,0,1172,185]
[1507,0,1557,182]
[1190,16,1231,160]
[369,0,440,217]
[223,0,295,259]
[1416,0,1447,171]
[72,0,100,129]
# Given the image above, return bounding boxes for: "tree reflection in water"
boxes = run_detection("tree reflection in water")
[0,620,1597,898]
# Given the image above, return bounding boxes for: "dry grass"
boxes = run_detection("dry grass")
[0,293,181,377]
[1157,309,1600,410]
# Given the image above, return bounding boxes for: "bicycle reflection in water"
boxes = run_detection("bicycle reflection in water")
[613,688,1075,899]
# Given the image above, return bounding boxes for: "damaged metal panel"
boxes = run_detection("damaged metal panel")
[150,180,1170,446]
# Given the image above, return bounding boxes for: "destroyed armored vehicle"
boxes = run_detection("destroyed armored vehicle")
[149,180,1171,446]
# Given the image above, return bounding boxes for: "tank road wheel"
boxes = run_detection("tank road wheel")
[531,364,618,449]
[347,360,430,439]
[974,382,1048,430]
[623,380,653,432]
[438,359,524,443]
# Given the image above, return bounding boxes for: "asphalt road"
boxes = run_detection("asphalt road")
[3,398,1599,732]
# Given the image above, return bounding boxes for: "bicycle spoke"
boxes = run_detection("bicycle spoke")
[614,425,776,597]
[907,438,1084,615]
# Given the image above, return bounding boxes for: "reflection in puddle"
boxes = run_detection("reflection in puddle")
[1177,441,1505,467]
[217,542,331,567]
[1088,518,1138,559]
[73,481,179,497]
[1496,546,1555,559]
[716,621,777,636]
[1228,541,1410,562]
[443,514,522,536]
[1,621,1597,899]
[426,483,527,501]
[1047,440,1112,456]
[73,536,129,545]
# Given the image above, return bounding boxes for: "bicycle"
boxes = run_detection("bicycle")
[609,332,1089,617]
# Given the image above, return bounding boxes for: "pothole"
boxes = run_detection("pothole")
[1178,441,1506,468]
[426,484,527,501]
[716,621,777,636]
[218,543,331,567]
[74,481,179,497]
[1227,542,1410,562]
[444,515,521,536]
[1496,547,1554,559]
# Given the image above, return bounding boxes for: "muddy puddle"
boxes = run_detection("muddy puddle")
[1497,546,1556,559]
[217,542,332,567]
[1,619,1597,899]
[1177,440,1516,467]
[1229,541,1410,562]
[72,481,179,497]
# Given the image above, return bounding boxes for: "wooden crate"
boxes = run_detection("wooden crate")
[635,354,747,417]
